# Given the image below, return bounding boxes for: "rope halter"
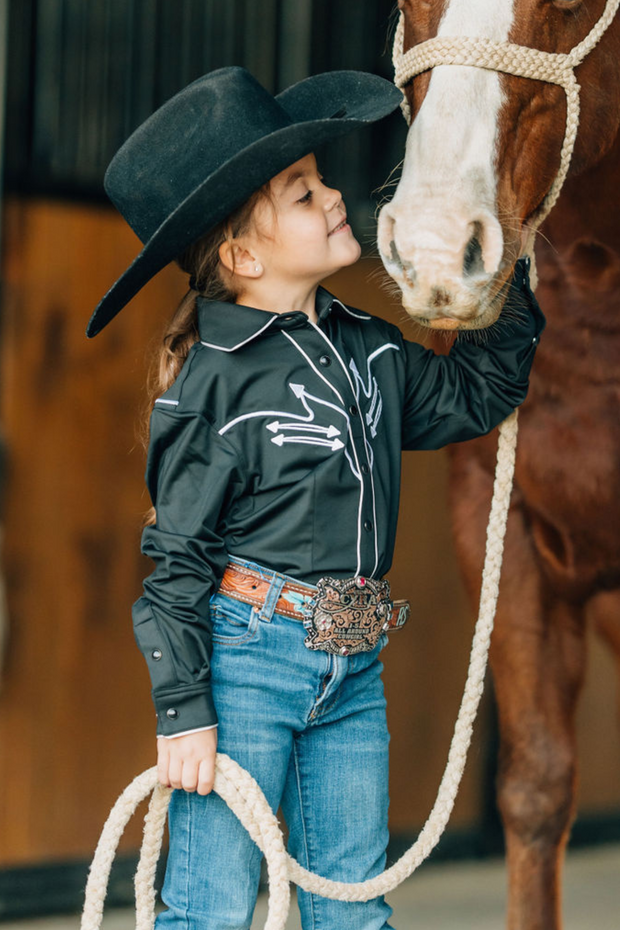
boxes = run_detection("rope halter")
[392,0,620,287]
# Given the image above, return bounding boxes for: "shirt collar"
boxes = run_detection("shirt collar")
[196,285,370,352]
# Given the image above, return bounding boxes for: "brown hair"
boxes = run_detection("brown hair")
[140,181,274,526]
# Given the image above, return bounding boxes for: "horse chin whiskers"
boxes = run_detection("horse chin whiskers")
[398,285,502,331]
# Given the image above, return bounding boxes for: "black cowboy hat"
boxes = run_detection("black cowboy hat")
[86,66,402,337]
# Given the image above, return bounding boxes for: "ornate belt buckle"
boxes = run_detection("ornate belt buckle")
[301,575,392,656]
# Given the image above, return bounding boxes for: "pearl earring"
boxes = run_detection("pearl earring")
[254,265,260,273]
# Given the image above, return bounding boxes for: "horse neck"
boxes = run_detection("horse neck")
[536,126,620,336]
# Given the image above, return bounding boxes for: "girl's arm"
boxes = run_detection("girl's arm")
[133,402,245,738]
[400,258,546,451]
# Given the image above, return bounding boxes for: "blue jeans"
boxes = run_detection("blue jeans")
[155,555,395,930]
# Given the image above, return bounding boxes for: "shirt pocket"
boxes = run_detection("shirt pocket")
[210,592,260,645]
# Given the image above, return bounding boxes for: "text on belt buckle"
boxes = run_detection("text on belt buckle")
[301,574,391,656]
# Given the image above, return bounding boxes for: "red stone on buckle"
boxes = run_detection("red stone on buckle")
[355,576,366,588]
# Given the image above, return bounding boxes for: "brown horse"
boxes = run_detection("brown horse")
[379,1,620,927]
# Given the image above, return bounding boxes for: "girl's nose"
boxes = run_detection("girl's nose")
[325,185,343,212]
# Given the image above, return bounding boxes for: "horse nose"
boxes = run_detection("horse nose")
[377,198,504,302]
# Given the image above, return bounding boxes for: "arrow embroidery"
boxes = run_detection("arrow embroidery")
[266,421,341,437]
[348,343,399,440]
[219,382,345,435]
[267,384,345,450]
[271,434,344,450]
[218,381,355,468]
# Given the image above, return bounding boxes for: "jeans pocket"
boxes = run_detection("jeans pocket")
[210,593,260,645]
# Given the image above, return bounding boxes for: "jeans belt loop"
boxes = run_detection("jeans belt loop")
[259,572,286,623]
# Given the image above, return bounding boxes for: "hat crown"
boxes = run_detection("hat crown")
[104,67,291,243]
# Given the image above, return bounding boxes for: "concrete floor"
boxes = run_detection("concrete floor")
[3,843,619,929]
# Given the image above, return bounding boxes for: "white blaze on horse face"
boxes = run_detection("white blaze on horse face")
[379,0,516,320]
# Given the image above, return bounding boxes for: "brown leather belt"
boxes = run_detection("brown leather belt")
[218,559,410,656]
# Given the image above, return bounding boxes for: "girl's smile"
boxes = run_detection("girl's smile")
[328,217,350,236]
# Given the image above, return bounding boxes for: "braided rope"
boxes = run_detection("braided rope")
[81,5,618,927]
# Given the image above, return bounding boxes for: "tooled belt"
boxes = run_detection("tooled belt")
[218,560,411,657]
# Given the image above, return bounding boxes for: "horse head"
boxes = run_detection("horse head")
[377,0,620,330]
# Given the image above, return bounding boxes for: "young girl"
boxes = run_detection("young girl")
[88,67,545,929]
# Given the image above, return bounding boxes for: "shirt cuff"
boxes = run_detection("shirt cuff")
[153,685,218,736]
[157,724,218,739]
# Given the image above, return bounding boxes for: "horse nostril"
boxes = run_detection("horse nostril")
[390,239,403,269]
[463,223,485,277]
[403,259,417,288]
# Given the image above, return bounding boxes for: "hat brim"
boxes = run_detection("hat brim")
[86,71,402,337]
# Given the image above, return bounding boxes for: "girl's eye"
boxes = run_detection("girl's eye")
[297,190,312,204]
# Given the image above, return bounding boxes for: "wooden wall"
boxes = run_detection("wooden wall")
[0,198,618,868]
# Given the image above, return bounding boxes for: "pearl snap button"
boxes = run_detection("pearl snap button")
[152,649,163,661]
[319,355,332,366]
[364,520,373,532]
[166,708,179,720]
[349,404,359,417]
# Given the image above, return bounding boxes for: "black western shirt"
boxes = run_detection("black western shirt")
[133,260,546,735]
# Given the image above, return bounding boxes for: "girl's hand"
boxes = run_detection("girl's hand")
[157,728,218,796]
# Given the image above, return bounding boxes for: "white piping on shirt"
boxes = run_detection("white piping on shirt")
[154,398,180,406]
[160,724,218,738]
[200,315,279,352]
[282,330,364,574]
[331,298,372,321]
[350,344,400,398]
[198,299,366,354]
[308,322,380,578]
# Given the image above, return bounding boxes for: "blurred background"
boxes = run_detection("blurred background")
[0,0,618,923]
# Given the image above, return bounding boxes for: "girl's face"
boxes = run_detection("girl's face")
[241,153,361,288]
